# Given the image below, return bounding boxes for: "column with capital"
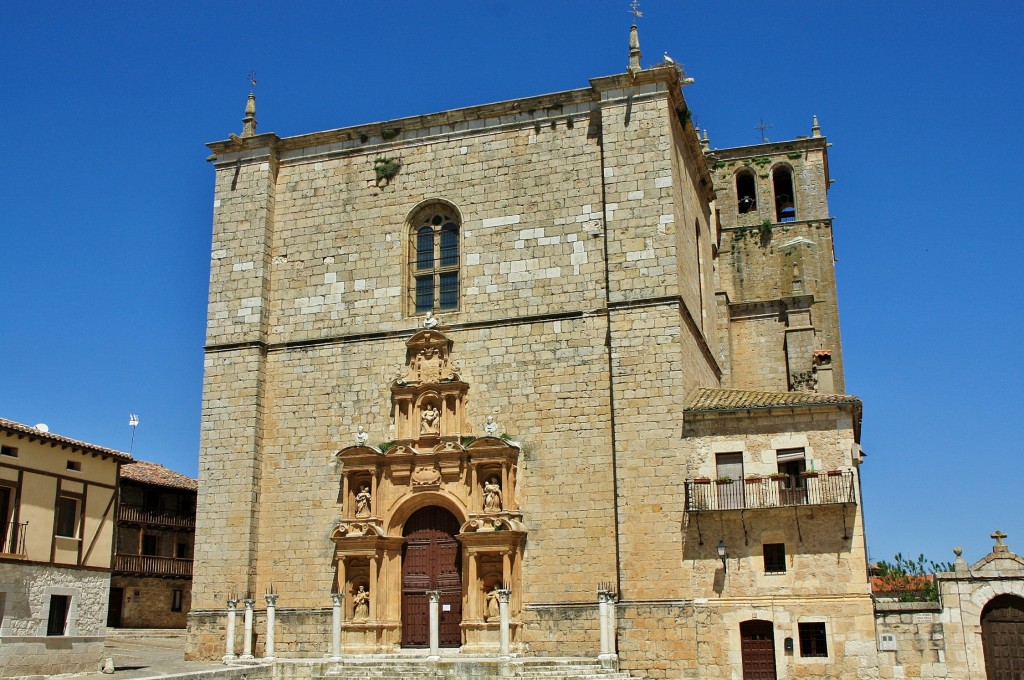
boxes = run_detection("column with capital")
[497,589,511,657]
[427,590,441,659]
[330,593,343,659]
[223,597,238,662]
[240,598,255,659]
[264,592,278,660]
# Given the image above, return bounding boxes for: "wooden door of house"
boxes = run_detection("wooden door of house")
[740,620,777,680]
[716,453,745,509]
[982,594,1024,679]
[106,587,124,627]
[401,506,462,648]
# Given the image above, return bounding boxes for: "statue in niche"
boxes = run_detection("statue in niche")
[420,404,440,435]
[484,415,498,436]
[418,348,444,384]
[355,485,372,518]
[423,311,439,329]
[354,426,369,446]
[484,585,500,622]
[483,477,503,512]
[353,585,370,620]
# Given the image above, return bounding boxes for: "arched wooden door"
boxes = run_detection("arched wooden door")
[982,594,1024,679]
[401,506,462,647]
[740,620,777,680]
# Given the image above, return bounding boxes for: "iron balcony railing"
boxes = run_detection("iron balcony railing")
[117,504,196,529]
[114,554,193,578]
[0,521,27,556]
[685,472,856,512]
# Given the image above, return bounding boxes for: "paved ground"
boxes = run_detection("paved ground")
[62,632,228,680]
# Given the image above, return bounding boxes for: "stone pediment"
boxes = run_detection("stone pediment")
[971,551,1024,574]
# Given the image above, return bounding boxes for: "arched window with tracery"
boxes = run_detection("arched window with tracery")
[410,205,460,314]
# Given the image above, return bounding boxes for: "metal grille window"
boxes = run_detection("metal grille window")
[411,209,460,314]
[798,622,828,657]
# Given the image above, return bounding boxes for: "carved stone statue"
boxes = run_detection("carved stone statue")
[420,404,440,435]
[355,485,371,517]
[484,415,498,436]
[354,425,369,446]
[353,585,370,620]
[483,477,503,512]
[423,311,439,329]
[484,585,500,622]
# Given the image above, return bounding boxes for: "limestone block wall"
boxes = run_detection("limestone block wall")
[110,575,191,628]
[0,562,110,677]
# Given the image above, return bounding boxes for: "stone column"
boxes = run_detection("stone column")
[330,593,343,659]
[264,593,278,660]
[427,590,441,660]
[223,598,238,662]
[241,598,255,659]
[598,590,610,658]
[497,589,511,657]
[598,590,618,670]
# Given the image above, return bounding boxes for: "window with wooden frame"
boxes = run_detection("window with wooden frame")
[55,495,80,538]
[410,206,460,314]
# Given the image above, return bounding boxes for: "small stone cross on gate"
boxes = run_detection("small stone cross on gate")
[992,529,1008,552]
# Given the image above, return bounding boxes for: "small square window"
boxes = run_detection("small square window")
[0,446,17,458]
[799,622,828,657]
[176,542,189,559]
[764,543,786,573]
[55,496,79,538]
[66,460,81,472]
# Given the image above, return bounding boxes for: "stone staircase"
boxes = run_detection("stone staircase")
[302,657,635,680]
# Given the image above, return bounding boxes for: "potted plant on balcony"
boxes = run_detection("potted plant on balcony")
[693,477,712,484]
[715,476,734,484]
[826,469,843,476]
[800,470,819,479]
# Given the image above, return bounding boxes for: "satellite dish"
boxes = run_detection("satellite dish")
[34,423,49,433]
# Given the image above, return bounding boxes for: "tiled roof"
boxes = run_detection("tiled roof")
[120,460,198,492]
[0,417,133,462]
[684,388,861,413]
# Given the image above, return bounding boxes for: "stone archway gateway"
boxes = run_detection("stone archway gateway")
[401,506,462,647]
[982,594,1024,679]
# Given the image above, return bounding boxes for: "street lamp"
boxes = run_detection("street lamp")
[716,539,728,572]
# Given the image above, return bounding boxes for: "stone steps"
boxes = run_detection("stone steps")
[309,658,635,680]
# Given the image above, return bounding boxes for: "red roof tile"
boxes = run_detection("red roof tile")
[685,387,861,412]
[120,460,197,492]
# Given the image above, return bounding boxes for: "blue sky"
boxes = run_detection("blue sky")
[1,1,1021,566]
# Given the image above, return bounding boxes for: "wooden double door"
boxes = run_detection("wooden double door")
[401,506,462,647]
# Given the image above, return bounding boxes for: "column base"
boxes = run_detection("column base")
[598,653,619,671]
[221,655,237,663]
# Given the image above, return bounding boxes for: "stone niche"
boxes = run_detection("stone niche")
[332,329,526,653]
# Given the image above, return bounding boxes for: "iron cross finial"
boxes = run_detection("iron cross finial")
[755,118,773,143]
[629,0,643,23]
[248,70,258,93]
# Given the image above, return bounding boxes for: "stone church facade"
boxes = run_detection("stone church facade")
[186,30,1023,680]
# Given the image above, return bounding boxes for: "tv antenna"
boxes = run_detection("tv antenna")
[128,414,139,455]
[755,119,773,143]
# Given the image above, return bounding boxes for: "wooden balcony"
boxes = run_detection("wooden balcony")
[114,553,193,578]
[117,504,195,529]
[685,472,856,512]
[0,522,27,558]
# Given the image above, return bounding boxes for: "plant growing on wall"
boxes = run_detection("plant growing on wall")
[374,157,402,187]
[758,219,773,245]
[873,553,954,602]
